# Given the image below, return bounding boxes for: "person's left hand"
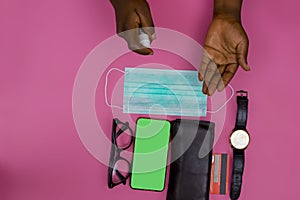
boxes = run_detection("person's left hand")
[199,16,250,96]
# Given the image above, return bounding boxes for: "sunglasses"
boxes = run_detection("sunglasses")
[108,118,134,188]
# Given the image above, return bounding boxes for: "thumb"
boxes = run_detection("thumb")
[119,28,154,55]
[237,40,250,71]
[141,26,156,42]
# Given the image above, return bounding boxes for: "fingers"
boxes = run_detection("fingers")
[132,45,154,55]
[118,18,154,55]
[237,40,250,71]
[198,52,211,81]
[141,27,156,41]
[207,65,226,95]
[202,60,218,95]
[217,64,238,91]
[137,4,156,41]
[199,51,220,96]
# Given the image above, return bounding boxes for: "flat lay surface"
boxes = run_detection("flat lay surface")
[1,0,300,200]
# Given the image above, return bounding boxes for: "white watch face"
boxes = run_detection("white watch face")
[230,130,250,149]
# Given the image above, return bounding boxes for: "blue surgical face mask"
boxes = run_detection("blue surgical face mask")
[104,67,234,117]
[123,67,206,116]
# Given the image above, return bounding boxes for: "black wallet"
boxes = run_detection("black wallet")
[167,119,215,200]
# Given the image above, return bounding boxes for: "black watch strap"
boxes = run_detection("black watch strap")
[235,91,248,130]
[230,149,245,200]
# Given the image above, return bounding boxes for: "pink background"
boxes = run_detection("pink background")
[1,0,300,200]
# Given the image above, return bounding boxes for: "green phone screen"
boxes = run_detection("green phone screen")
[130,118,171,191]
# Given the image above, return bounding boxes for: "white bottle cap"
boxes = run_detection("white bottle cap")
[138,29,151,48]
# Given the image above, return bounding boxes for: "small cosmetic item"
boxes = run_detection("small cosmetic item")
[138,29,151,48]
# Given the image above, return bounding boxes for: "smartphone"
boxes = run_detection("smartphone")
[130,118,171,191]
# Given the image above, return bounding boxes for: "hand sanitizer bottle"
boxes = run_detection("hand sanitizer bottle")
[138,29,151,48]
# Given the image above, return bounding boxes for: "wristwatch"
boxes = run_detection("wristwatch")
[229,90,250,200]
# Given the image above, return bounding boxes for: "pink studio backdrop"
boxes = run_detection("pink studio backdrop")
[1,0,300,200]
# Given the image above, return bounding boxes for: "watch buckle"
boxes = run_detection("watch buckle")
[237,90,248,97]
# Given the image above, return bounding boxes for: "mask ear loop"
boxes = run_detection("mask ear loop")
[104,68,124,110]
[206,84,235,114]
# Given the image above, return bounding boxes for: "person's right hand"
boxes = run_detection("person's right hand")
[110,0,155,55]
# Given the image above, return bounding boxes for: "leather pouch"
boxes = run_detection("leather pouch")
[166,119,215,200]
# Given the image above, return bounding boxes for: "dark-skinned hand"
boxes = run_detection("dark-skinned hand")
[110,0,155,55]
[199,16,250,96]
